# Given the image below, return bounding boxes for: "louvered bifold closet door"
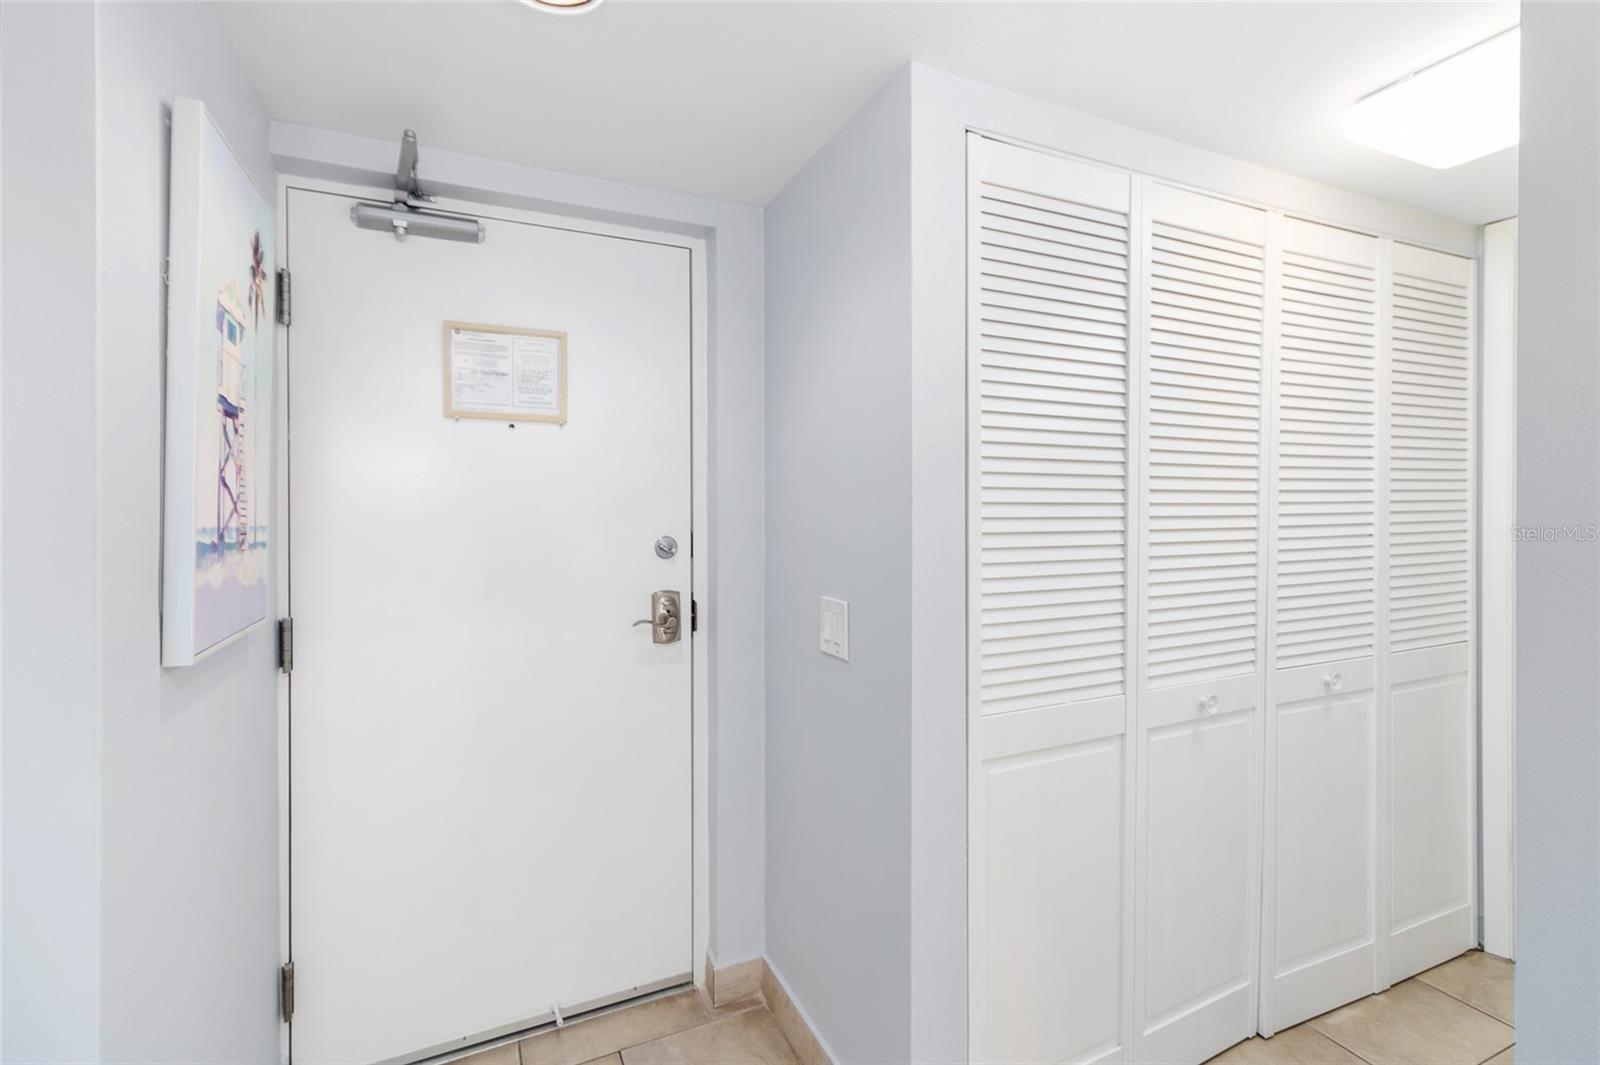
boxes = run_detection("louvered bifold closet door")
[1259,219,1382,1034]
[1383,242,1476,984]
[1133,184,1266,1065]
[968,135,1135,1065]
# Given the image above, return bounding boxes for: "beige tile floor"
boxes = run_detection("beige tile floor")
[451,986,800,1065]
[1209,951,1514,1065]
[449,950,1510,1065]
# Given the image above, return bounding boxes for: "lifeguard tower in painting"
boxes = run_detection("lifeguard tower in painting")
[214,281,250,552]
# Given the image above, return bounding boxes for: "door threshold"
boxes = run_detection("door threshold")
[396,972,696,1065]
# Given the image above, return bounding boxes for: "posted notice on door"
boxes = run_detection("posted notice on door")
[444,323,567,424]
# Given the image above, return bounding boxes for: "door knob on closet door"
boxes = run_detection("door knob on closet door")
[1324,672,1344,692]
[1199,693,1220,715]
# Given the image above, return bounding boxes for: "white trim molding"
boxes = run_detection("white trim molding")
[1479,216,1517,960]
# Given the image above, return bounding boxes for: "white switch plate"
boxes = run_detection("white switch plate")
[820,596,849,661]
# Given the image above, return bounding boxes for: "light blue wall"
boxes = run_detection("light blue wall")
[1,4,104,1059]
[1515,4,1600,1062]
[764,70,913,1064]
[1,3,282,1061]
[94,4,283,1061]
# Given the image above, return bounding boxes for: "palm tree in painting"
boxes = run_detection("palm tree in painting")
[249,231,267,328]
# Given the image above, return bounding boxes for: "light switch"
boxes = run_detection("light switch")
[820,596,849,661]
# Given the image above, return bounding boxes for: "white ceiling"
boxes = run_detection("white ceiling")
[219,0,1519,222]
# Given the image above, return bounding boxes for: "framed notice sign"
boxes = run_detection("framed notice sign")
[443,321,567,424]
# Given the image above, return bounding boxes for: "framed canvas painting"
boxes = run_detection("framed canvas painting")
[162,97,275,666]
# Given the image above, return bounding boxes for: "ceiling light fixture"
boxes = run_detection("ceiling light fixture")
[517,0,602,14]
[1343,25,1520,169]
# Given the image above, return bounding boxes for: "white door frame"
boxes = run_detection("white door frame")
[1479,218,1517,960]
[271,174,711,1064]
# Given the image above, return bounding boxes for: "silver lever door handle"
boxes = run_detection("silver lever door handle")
[634,590,682,644]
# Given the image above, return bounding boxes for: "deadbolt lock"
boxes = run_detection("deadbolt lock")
[632,590,682,644]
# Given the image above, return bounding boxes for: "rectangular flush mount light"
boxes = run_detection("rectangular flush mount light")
[1344,26,1520,169]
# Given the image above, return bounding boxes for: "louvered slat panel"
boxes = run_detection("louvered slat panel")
[1388,245,1473,654]
[1275,220,1378,669]
[1146,190,1265,688]
[976,145,1132,715]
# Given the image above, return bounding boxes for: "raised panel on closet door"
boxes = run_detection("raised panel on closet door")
[968,135,1135,1065]
[1384,242,1476,983]
[1260,218,1381,1034]
[1134,182,1266,1065]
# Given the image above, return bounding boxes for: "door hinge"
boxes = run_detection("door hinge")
[276,268,291,326]
[280,961,295,1024]
[691,597,699,634]
[278,617,294,674]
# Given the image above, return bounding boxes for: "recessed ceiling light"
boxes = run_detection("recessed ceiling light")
[1343,25,1520,169]
[517,0,602,13]
[518,0,601,12]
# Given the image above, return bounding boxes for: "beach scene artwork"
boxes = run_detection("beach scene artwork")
[163,98,275,666]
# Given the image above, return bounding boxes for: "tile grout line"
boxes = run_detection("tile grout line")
[1414,972,1516,1032]
[615,1000,711,1061]
[1305,1020,1379,1065]
[511,989,715,1065]
[558,993,770,1065]
[1300,971,1514,1065]
[624,1001,784,1065]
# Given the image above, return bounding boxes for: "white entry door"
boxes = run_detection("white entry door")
[287,188,694,1064]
